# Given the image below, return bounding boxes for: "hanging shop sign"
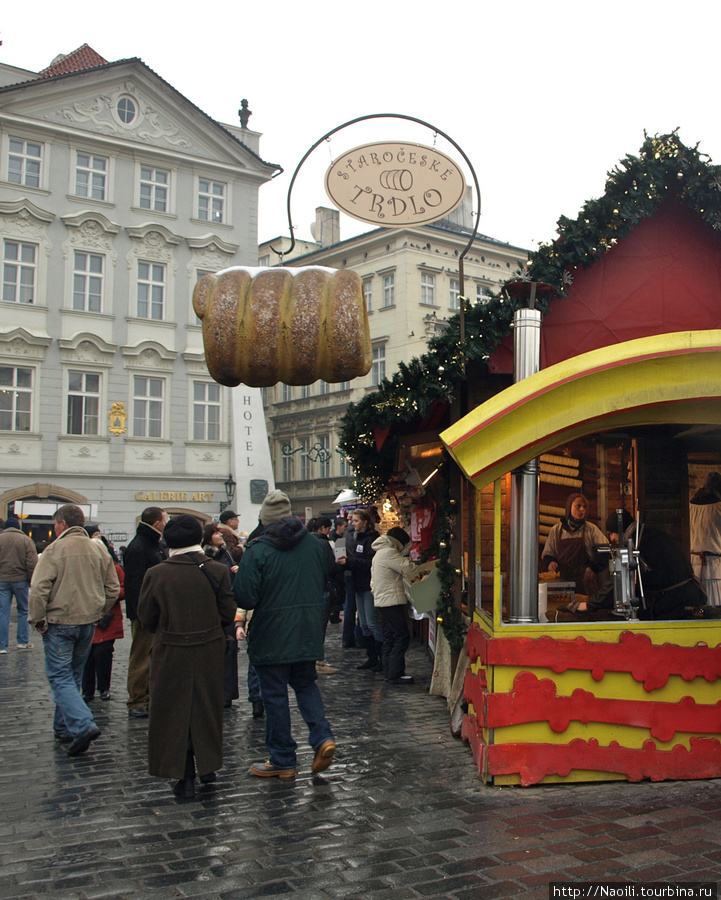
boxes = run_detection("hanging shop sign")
[325,141,466,227]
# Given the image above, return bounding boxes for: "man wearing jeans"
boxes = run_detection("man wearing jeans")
[0,515,38,652]
[29,505,119,757]
[234,490,336,779]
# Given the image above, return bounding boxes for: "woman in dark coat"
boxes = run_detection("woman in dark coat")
[138,515,236,799]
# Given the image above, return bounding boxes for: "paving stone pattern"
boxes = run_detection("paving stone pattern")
[2,613,721,899]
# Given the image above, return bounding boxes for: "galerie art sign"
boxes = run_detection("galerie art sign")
[325,141,466,226]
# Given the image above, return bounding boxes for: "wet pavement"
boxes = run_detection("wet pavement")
[2,613,721,900]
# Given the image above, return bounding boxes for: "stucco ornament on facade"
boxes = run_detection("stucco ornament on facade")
[61,87,192,149]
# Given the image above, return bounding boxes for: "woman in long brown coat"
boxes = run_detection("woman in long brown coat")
[137,515,236,799]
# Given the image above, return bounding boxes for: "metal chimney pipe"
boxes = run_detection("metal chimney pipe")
[509,307,542,623]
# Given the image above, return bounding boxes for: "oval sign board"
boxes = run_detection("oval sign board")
[325,141,467,227]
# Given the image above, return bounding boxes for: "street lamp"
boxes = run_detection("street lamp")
[220,473,236,513]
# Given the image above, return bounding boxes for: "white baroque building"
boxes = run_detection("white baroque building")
[258,201,529,517]
[0,45,278,544]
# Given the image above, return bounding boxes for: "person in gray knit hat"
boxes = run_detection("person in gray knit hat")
[234,490,336,779]
[260,490,292,525]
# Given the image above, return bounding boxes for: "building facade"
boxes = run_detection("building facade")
[258,203,529,517]
[0,45,278,544]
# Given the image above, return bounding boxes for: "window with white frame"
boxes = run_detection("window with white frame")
[477,283,491,304]
[137,261,165,320]
[281,384,293,402]
[420,272,436,306]
[300,439,311,481]
[193,381,221,441]
[281,450,293,482]
[339,455,351,478]
[67,371,100,435]
[382,273,395,308]
[0,365,32,431]
[73,251,104,312]
[139,166,169,212]
[75,152,107,201]
[300,384,311,399]
[8,138,42,188]
[336,381,350,391]
[318,433,330,478]
[363,277,372,312]
[197,178,225,223]
[371,344,386,386]
[450,278,460,310]
[3,240,36,304]
[318,380,330,395]
[133,375,164,438]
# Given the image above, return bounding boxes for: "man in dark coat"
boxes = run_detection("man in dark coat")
[138,515,236,799]
[234,490,336,780]
[123,506,168,718]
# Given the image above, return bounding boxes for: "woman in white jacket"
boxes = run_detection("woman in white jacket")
[370,527,419,685]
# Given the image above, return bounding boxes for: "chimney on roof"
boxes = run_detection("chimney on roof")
[310,207,340,247]
[439,185,474,231]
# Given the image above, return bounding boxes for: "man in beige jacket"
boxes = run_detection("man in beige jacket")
[29,504,119,757]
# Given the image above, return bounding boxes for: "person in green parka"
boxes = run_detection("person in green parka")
[233,490,336,780]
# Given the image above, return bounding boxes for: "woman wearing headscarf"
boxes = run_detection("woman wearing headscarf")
[542,493,609,607]
[138,515,236,799]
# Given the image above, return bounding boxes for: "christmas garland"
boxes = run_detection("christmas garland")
[528,130,721,291]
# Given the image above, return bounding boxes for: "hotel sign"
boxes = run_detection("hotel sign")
[325,141,466,227]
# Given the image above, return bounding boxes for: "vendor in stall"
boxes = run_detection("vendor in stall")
[541,492,610,610]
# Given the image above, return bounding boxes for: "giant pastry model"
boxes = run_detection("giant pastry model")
[193,266,372,387]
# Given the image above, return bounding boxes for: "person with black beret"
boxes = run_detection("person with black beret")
[137,515,236,799]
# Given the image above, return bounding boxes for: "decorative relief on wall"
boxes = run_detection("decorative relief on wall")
[108,402,127,435]
[0,204,54,255]
[59,87,193,149]
[62,217,118,264]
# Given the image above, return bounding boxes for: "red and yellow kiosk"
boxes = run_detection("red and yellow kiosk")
[442,330,721,786]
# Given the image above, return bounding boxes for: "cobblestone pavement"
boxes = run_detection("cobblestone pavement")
[2,612,721,900]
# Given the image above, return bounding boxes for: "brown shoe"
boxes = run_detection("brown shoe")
[312,739,336,774]
[249,760,296,780]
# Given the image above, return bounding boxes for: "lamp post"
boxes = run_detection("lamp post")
[219,473,236,514]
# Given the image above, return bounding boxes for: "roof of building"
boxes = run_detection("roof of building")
[0,45,280,174]
[39,44,108,77]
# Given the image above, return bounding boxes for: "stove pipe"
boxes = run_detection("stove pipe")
[509,307,541,623]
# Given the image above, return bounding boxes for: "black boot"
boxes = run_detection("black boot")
[372,641,384,672]
[357,637,377,670]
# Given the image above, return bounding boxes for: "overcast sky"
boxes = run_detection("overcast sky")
[2,1,719,255]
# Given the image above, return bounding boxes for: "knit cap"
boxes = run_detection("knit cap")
[259,490,292,526]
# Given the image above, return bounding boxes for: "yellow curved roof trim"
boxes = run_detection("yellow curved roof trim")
[441,330,721,489]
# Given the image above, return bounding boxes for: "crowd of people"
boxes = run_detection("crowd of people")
[6,479,713,797]
[0,491,426,799]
